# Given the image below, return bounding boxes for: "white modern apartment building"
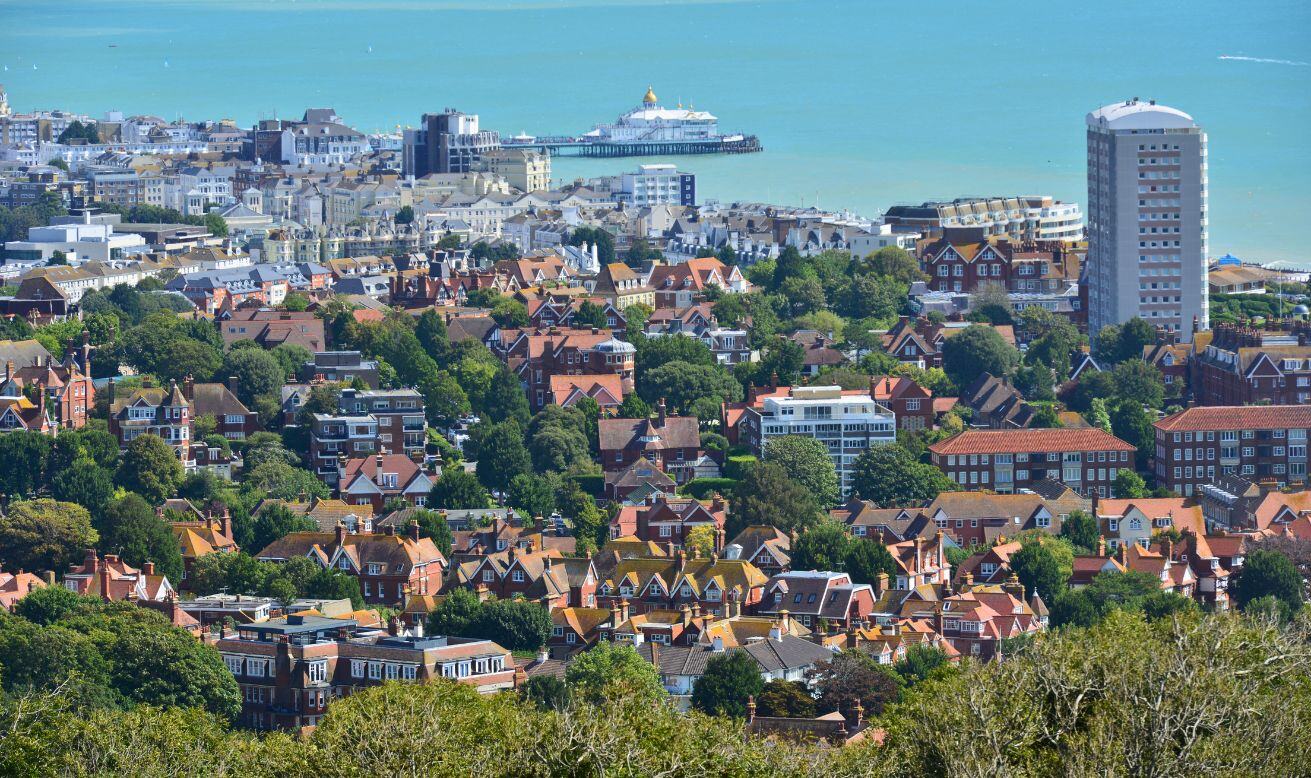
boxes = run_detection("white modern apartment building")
[1086,98,1208,339]
[744,385,896,496]
[2,214,147,265]
[589,164,696,207]
[885,196,1083,244]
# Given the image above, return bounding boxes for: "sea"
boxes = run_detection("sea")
[2,0,1308,265]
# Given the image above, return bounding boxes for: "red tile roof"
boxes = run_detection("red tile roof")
[1154,405,1311,432]
[929,428,1134,456]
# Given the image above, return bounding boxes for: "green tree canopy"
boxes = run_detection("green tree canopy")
[763,435,840,508]
[850,444,958,507]
[429,468,491,510]
[940,325,1019,389]
[0,498,98,573]
[97,493,185,582]
[691,650,764,718]
[115,434,183,505]
[729,461,825,538]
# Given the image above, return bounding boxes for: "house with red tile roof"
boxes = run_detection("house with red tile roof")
[337,453,435,512]
[448,547,597,610]
[929,428,1135,497]
[937,579,1046,660]
[0,570,46,611]
[609,495,727,552]
[170,510,239,591]
[548,373,625,411]
[62,550,177,603]
[255,524,446,605]
[1096,498,1203,551]
[647,256,749,309]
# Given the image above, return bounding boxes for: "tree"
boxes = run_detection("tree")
[522,674,571,711]
[806,649,903,716]
[1025,319,1083,383]
[475,421,531,492]
[1059,510,1100,554]
[635,334,714,379]
[729,462,824,538]
[685,525,717,558]
[221,348,283,406]
[239,461,329,504]
[394,205,415,224]
[1111,359,1165,410]
[107,626,241,721]
[203,212,228,238]
[1113,469,1148,499]
[412,509,454,558]
[50,458,115,513]
[1111,399,1155,470]
[506,473,557,521]
[894,645,954,687]
[115,434,183,504]
[641,361,742,420]
[692,651,764,718]
[0,431,54,497]
[1009,538,1073,603]
[1086,397,1112,432]
[763,436,840,508]
[967,284,1014,325]
[469,598,552,652]
[418,370,471,427]
[861,246,925,284]
[1114,317,1156,363]
[0,499,97,573]
[527,424,591,474]
[1232,549,1304,616]
[248,504,317,555]
[940,325,1019,389]
[13,585,97,626]
[789,522,851,573]
[565,642,665,705]
[844,537,898,586]
[1049,570,1196,628]
[850,444,958,507]
[427,587,482,637]
[754,679,816,718]
[573,301,608,329]
[429,468,491,510]
[490,299,529,328]
[483,368,530,426]
[97,494,184,582]
[617,392,650,419]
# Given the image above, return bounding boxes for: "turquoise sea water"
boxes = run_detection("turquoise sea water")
[2,0,1308,264]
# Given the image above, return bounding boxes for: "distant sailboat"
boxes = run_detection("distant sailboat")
[164,59,170,68]
[367,45,373,53]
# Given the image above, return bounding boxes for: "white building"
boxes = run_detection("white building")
[2,213,147,265]
[164,167,235,216]
[1086,98,1208,339]
[747,385,896,496]
[585,87,719,142]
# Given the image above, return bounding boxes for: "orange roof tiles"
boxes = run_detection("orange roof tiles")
[1155,405,1311,432]
[929,428,1134,456]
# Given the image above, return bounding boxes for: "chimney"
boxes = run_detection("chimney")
[543,555,553,571]
[143,561,155,577]
[408,520,421,542]
[335,521,348,547]
[387,616,401,636]
[656,398,667,426]
[44,570,56,586]
[1097,535,1106,557]
[375,452,385,472]
[227,375,239,397]
[384,524,396,536]
[680,604,691,627]
[618,597,630,624]
[81,331,92,373]
[746,695,757,724]
[875,572,888,596]
[182,373,195,400]
[691,602,701,619]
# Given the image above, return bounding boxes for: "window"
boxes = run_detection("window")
[352,660,365,679]
[306,661,327,684]
[482,569,495,582]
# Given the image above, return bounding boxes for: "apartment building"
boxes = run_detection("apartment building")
[308,413,379,486]
[929,428,1136,498]
[1153,405,1311,495]
[1086,98,1208,338]
[299,351,381,388]
[335,388,426,458]
[919,228,1081,295]
[217,615,513,731]
[740,385,896,496]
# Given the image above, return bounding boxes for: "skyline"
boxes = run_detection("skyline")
[2,0,1308,264]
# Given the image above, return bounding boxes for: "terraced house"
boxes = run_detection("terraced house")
[255,524,446,604]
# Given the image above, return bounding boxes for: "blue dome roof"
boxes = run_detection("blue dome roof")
[1217,253,1241,265]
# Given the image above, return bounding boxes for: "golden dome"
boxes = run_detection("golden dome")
[642,86,657,104]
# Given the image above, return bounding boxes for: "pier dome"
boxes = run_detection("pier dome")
[642,86,657,105]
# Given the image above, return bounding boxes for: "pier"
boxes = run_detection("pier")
[502,135,762,158]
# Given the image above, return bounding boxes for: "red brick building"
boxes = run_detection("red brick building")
[920,228,1079,295]
[755,571,876,631]
[930,428,1136,498]
[1153,405,1311,496]
[255,524,447,604]
[217,615,514,731]
[498,326,636,412]
[599,400,701,482]
[609,495,727,551]
[1190,322,1311,406]
[337,453,435,512]
[448,548,598,610]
